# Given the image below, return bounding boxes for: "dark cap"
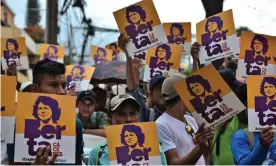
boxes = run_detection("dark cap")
[149,75,165,91]
[77,90,96,105]
[219,68,243,91]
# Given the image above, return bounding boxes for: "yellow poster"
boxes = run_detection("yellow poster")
[113,0,168,57]
[105,41,122,61]
[143,43,182,81]
[236,31,276,78]
[105,122,162,165]
[90,45,113,65]
[196,10,239,64]
[65,65,95,92]
[247,75,276,131]
[1,76,17,144]
[174,64,245,127]
[40,44,65,63]
[0,37,29,70]
[163,22,192,55]
[14,92,76,163]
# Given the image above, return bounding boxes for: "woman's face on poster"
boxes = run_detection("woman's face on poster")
[98,50,105,59]
[190,82,205,96]
[207,21,218,32]
[253,39,263,53]
[264,82,276,97]
[124,131,138,146]
[157,47,166,59]
[172,27,180,36]
[49,47,56,54]
[73,68,81,75]
[7,42,15,51]
[129,12,141,24]
[37,102,52,121]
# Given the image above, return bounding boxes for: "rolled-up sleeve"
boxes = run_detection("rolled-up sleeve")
[126,88,149,122]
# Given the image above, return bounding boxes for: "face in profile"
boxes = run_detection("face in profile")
[124,131,138,146]
[73,67,81,75]
[157,47,166,59]
[37,102,53,121]
[172,27,180,36]
[7,42,15,51]
[207,21,218,32]
[253,39,263,53]
[129,12,141,24]
[189,82,205,96]
[264,82,276,97]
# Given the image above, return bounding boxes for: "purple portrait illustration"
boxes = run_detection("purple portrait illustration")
[108,43,120,60]
[67,65,85,90]
[149,44,173,78]
[116,124,151,165]
[94,47,108,65]
[24,96,65,156]
[44,45,59,61]
[167,23,187,44]
[255,77,276,126]
[3,38,22,68]
[201,16,229,57]
[186,75,225,123]
[244,35,270,75]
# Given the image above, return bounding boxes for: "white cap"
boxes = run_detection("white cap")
[20,81,32,92]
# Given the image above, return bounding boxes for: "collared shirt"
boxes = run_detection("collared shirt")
[77,111,109,129]
[231,129,271,165]
[126,88,162,122]
[88,141,167,165]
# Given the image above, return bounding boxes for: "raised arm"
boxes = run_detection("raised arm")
[190,42,201,72]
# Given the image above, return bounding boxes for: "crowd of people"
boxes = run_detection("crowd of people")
[1,33,276,166]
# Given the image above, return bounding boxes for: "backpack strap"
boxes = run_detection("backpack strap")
[149,108,155,121]
[244,128,254,150]
[96,144,107,165]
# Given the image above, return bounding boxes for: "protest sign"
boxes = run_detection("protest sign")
[40,44,65,63]
[1,37,29,70]
[14,92,76,163]
[1,76,16,143]
[196,9,239,64]
[90,45,113,65]
[113,0,168,57]
[143,43,182,81]
[105,42,122,61]
[174,64,245,127]
[105,122,162,165]
[163,22,192,55]
[65,65,95,92]
[236,31,276,78]
[247,75,276,131]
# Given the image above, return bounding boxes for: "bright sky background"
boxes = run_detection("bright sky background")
[6,0,276,56]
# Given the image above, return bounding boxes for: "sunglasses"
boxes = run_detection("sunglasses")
[185,124,197,144]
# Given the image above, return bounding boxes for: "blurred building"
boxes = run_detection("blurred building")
[1,0,40,83]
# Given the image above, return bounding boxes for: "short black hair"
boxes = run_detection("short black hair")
[235,83,247,105]
[33,59,65,85]
[165,95,181,107]
[92,87,107,96]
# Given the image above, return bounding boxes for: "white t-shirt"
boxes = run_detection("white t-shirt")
[156,113,205,165]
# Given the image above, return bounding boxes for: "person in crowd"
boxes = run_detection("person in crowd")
[77,90,108,137]
[211,83,248,165]
[231,83,275,165]
[88,93,167,165]
[93,86,108,113]
[157,73,214,165]
[7,59,84,165]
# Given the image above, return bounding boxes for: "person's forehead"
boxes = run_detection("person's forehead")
[41,74,66,83]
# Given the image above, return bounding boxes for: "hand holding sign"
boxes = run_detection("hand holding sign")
[32,146,57,165]
[196,123,214,152]
[191,42,201,64]
[260,127,274,149]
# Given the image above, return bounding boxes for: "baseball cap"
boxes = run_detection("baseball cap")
[20,81,32,92]
[219,68,243,91]
[77,90,96,105]
[162,73,186,101]
[149,75,165,91]
[109,93,140,111]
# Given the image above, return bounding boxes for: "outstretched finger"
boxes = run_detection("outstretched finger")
[47,152,58,165]
[197,123,206,133]
[40,146,50,164]
[33,147,45,165]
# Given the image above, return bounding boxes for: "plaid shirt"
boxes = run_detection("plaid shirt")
[79,111,109,129]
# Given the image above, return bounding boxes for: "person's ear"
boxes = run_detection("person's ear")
[29,84,39,93]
